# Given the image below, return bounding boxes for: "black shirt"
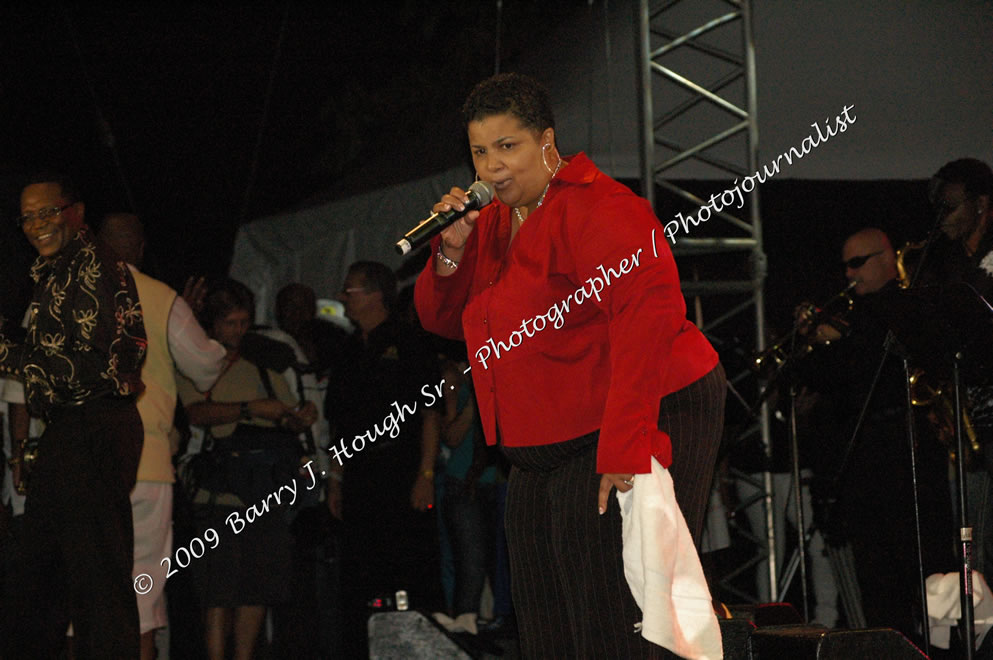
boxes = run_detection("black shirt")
[0,227,146,418]
[325,317,439,477]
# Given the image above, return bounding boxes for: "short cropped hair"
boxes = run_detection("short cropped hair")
[348,261,397,312]
[275,282,316,318]
[462,72,555,135]
[201,278,255,330]
[22,172,81,204]
[929,158,993,205]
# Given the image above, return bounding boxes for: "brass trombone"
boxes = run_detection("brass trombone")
[751,282,857,378]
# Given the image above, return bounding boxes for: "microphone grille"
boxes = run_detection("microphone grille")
[468,180,495,206]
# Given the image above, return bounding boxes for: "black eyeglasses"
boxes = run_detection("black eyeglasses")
[843,250,883,270]
[340,287,368,296]
[16,204,71,228]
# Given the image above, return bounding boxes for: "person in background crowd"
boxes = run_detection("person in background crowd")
[0,173,147,658]
[0,210,33,541]
[325,261,443,658]
[256,283,333,506]
[255,282,339,657]
[275,282,346,374]
[432,354,513,636]
[98,212,227,660]
[176,278,316,660]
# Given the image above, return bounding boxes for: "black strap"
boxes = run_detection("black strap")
[255,362,314,454]
[256,362,277,399]
[258,359,317,455]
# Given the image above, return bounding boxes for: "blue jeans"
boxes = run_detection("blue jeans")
[441,477,508,616]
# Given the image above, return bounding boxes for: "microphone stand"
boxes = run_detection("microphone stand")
[747,311,834,623]
[953,355,976,659]
[754,316,864,630]
[787,328,809,622]
[747,285,873,623]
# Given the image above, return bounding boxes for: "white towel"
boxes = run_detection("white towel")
[926,571,993,650]
[617,457,723,659]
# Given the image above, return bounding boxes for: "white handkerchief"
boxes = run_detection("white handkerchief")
[617,457,723,660]
[926,571,993,650]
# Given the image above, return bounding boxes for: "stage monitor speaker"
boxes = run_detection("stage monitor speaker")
[719,617,757,660]
[368,611,472,660]
[726,602,804,627]
[719,602,803,659]
[750,624,927,659]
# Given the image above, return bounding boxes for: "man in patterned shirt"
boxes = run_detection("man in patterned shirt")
[0,174,147,659]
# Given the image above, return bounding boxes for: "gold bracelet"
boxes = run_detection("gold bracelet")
[420,469,435,479]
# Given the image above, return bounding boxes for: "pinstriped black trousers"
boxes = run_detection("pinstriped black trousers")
[502,363,725,659]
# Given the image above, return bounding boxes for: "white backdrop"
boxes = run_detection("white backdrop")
[231,0,993,323]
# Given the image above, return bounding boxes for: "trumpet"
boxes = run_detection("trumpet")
[751,282,856,378]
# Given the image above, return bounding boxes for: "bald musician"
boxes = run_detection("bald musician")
[843,228,898,296]
[797,227,954,642]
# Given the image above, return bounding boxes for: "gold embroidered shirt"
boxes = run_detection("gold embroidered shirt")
[0,227,146,417]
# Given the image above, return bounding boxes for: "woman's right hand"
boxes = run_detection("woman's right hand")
[181,275,208,314]
[280,401,318,433]
[435,186,480,251]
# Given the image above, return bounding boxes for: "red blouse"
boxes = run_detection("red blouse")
[414,153,718,474]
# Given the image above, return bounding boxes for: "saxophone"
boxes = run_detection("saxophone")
[898,240,981,466]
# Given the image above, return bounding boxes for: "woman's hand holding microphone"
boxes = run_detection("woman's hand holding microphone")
[434,187,480,276]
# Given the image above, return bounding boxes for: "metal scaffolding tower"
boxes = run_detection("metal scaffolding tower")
[636,0,776,603]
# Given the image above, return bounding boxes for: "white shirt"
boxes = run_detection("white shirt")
[164,293,226,391]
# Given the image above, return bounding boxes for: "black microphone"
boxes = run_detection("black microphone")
[395,180,495,255]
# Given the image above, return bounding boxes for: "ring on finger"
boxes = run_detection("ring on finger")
[623,478,635,486]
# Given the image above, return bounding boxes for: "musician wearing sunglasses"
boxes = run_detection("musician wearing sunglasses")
[843,232,897,296]
[796,228,898,346]
[794,227,955,642]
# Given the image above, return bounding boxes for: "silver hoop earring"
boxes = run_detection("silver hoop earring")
[542,144,554,174]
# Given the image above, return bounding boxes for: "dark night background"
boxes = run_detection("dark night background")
[0,1,972,633]
[0,3,938,337]
[0,2,585,306]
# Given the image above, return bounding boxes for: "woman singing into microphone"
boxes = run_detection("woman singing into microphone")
[414,73,725,658]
